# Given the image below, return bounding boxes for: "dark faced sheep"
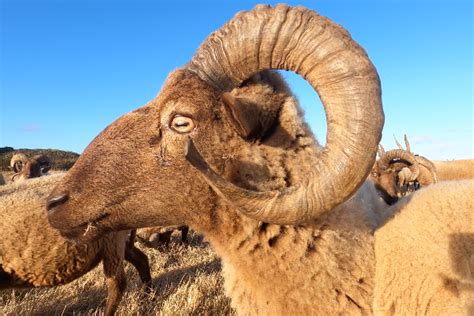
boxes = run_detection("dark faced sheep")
[394,134,438,185]
[370,146,422,205]
[0,174,151,315]
[137,225,189,248]
[45,4,471,314]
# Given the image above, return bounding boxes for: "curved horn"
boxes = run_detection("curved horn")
[377,149,420,181]
[10,153,29,173]
[11,173,20,182]
[415,155,438,184]
[378,149,417,170]
[186,5,384,224]
[186,138,325,224]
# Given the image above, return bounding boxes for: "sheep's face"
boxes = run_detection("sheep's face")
[12,159,42,182]
[371,160,422,205]
[370,165,400,205]
[47,69,245,240]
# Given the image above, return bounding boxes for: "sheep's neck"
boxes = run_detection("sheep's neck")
[191,199,377,315]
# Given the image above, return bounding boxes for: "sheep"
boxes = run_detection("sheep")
[374,180,474,315]
[370,135,443,205]
[0,173,152,316]
[433,159,474,181]
[394,134,438,185]
[370,146,421,205]
[9,152,52,182]
[136,225,189,248]
[45,4,470,314]
[393,134,474,183]
[9,153,29,173]
[32,154,52,174]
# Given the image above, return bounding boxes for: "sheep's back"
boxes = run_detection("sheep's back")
[374,180,474,315]
[434,159,474,181]
[0,174,103,287]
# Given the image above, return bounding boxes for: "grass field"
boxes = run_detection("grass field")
[0,231,234,315]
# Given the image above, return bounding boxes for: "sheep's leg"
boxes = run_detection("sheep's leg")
[102,237,127,316]
[103,264,126,316]
[0,267,13,289]
[159,230,173,245]
[128,229,137,245]
[125,243,152,292]
[180,225,189,243]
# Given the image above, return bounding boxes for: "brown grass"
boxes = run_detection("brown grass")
[0,232,234,315]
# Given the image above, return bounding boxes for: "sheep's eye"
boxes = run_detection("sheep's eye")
[170,115,195,134]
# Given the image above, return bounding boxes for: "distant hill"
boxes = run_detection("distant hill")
[0,147,80,171]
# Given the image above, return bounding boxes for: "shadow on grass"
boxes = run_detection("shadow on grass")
[150,259,221,306]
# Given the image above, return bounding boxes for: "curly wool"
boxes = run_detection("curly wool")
[374,180,474,315]
[0,173,126,287]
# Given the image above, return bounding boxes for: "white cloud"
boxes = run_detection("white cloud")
[18,124,41,133]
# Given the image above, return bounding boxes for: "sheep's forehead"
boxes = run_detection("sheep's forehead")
[155,69,219,115]
[158,98,213,122]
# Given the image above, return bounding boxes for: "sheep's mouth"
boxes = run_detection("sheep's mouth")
[397,181,420,198]
[60,212,111,242]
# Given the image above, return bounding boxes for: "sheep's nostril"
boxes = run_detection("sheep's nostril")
[47,193,69,212]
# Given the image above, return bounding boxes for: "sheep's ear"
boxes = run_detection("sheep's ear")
[221,92,267,139]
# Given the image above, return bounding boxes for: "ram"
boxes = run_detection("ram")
[370,144,437,205]
[10,153,52,182]
[45,4,471,315]
[394,135,438,185]
[395,134,473,182]
[370,147,419,205]
[0,174,151,316]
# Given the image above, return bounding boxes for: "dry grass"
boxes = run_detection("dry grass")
[0,232,234,315]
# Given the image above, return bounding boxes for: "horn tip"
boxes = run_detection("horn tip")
[184,137,209,172]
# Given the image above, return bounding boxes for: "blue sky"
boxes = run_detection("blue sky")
[1,0,472,160]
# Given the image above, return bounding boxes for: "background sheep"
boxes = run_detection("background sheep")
[9,152,52,182]
[370,135,441,205]
[137,225,189,248]
[0,174,151,315]
[394,134,474,182]
[44,4,469,315]
[10,153,29,173]
[374,180,474,314]
[433,159,474,181]
[370,146,422,205]
[1,229,230,315]
[394,134,438,185]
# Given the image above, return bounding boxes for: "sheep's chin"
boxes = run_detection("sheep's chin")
[58,223,106,243]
